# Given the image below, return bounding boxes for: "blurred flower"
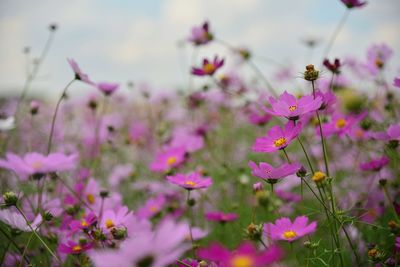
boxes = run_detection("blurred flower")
[59,240,93,255]
[262,91,322,120]
[69,213,97,233]
[0,209,42,231]
[100,206,133,232]
[252,121,302,153]
[0,152,78,180]
[150,147,187,173]
[188,21,213,46]
[192,56,224,76]
[394,77,400,88]
[136,195,166,219]
[248,161,301,182]
[265,215,317,242]
[166,171,212,190]
[365,43,393,74]
[323,58,342,74]
[205,211,238,223]
[340,0,367,8]
[97,82,120,96]
[197,242,283,267]
[360,156,390,172]
[67,58,94,84]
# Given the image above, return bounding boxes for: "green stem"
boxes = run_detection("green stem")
[186,190,195,254]
[15,206,61,264]
[47,79,76,154]
[0,227,30,265]
[282,148,291,163]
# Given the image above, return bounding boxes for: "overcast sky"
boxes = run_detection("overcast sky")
[0,0,399,99]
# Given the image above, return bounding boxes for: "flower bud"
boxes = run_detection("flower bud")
[296,166,307,177]
[3,191,18,206]
[30,100,40,115]
[244,223,263,240]
[100,190,109,198]
[304,64,319,81]
[43,211,54,221]
[253,182,263,193]
[111,227,127,240]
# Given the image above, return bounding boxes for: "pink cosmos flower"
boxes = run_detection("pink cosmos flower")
[0,209,42,232]
[150,147,187,173]
[370,123,400,141]
[97,82,120,96]
[136,195,166,219]
[315,90,337,111]
[248,161,301,182]
[244,104,272,126]
[166,171,212,190]
[59,240,93,255]
[252,121,302,153]
[319,112,362,137]
[205,211,238,223]
[69,213,97,234]
[100,206,133,232]
[365,43,393,74]
[88,219,190,267]
[197,242,283,267]
[67,58,94,85]
[262,91,322,120]
[188,21,213,46]
[341,0,367,8]
[394,77,400,88]
[0,152,78,180]
[265,215,317,242]
[192,56,224,76]
[168,128,205,153]
[359,156,390,171]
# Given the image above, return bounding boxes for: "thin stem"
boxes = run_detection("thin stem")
[186,190,195,254]
[259,237,268,249]
[297,137,315,173]
[0,240,11,266]
[15,30,56,121]
[247,60,278,97]
[177,259,194,267]
[47,79,76,154]
[282,148,291,163]
[321,10,350,60]
[15,206,61,264]
[0,227,31,265]
[382,184,400,222]
[19,221,45,267]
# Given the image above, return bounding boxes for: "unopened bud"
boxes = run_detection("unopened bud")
[312,171,326,184]
[304,64,319,81]
[3,191,18,206]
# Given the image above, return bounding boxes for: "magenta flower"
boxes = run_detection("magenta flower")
[150,147,187,173]
[197,242,283,267]
[100,206,133,232]
[136,195,166,219]
[188,21,213,46]
[319,112,361,137]
[67,58,94,85]
[365,43,393,74]
[205,211,238,223]
[252,121,302,153]
[97,82,120,96]
[0,152,78,180]
[396,237,400,251]
[166,171,212,190]
[248,161,301,182]
[360,156,389,171]
[394,77,400,88]
[69,213,97,233]
[191,56,224,76]
[370,124,400,141]
[265,216,317,242]
[323,58,342,74]
[59,240,93,255]
[262,91,322,120]
[341,0,367,9]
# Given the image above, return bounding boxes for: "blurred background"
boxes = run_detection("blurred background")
[0,0,399,100]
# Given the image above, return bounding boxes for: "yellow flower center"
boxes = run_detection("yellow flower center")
[274,137,287,147]
[283,230,297,240]
[312,171,326,183]
[184,180,197,187]
[289,105,297,111]
[166,156,177,166]
[81,220,88,227]
[31,161,43,170]
[149,205,159,213]
[72,245,82,253]
[335,118,347,129]
[230,255,254,267]
[105,219,114,229]
[375,59,384,69]
[203,63,216,74]
[86,194,95,204]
